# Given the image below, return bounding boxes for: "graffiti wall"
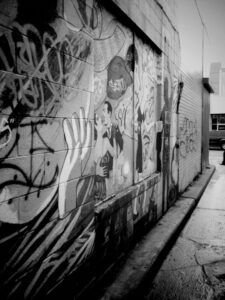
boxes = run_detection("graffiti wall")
[178,72,202,192]
[93,16,134,201]
[0,0,98,297]
[155,29,181,212]
[134,36,158,183]
[0,0,183,298]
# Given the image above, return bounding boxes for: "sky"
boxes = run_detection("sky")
[177,0,225,77]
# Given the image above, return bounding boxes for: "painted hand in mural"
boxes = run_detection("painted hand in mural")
[58,108,92,218]
[58,114,80,218]
[0,117,12,149]
[96,157,109,178]
[95,114,104,136]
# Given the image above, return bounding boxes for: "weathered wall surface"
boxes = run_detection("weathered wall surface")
[178,72,202,192]
[0,0,202,298]
[111,0,163,48]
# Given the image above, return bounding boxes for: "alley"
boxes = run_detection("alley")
[142,150,225,300]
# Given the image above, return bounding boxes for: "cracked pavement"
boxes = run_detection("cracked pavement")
[142,151,225,300]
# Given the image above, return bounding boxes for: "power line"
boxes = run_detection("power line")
[194,0,204,26]
[193,0,211,44]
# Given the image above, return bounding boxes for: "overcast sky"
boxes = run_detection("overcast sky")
[177,0,225,77]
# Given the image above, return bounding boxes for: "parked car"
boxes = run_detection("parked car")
[209,129,225,149]
[209,114,225,149]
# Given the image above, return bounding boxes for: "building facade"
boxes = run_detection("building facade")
[209,62,225,148]
[0,0,207,298]
[210,62,225,97]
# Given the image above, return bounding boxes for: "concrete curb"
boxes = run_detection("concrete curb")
[97,165,216,300]
[181,165,216,203]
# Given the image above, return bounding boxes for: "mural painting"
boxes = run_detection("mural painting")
[167,66,180,208]
[134,36,158,183]
[155,34,172,211]
[0,0,181,298]
[156,32,182,210]
[0,0,99,297]
[93,25,134,200]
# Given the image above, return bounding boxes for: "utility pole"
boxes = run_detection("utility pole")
[194,0,205,172]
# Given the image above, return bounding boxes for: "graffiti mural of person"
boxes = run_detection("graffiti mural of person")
[107,56,133,100]
[136,106,144,174]
[142,122,156,178]
[94,101,123,200]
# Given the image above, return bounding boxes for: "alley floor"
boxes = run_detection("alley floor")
[142,150,225,300]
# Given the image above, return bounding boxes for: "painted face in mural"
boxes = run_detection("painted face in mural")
[107,56,133,100]
[103,101,112,129]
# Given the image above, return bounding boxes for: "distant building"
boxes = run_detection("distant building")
[209,63,225,149]
[221,68,225,96]
[209,62,225,96]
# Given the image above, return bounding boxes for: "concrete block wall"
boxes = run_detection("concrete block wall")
[111,0,163,48]
[0,0,202,298]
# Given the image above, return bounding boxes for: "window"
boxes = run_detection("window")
[218,115,225,123]
[211,114,225,130]
[212,115,217,124]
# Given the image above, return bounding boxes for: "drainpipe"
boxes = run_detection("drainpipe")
[176,80,184,194]
[201,24,205,173]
